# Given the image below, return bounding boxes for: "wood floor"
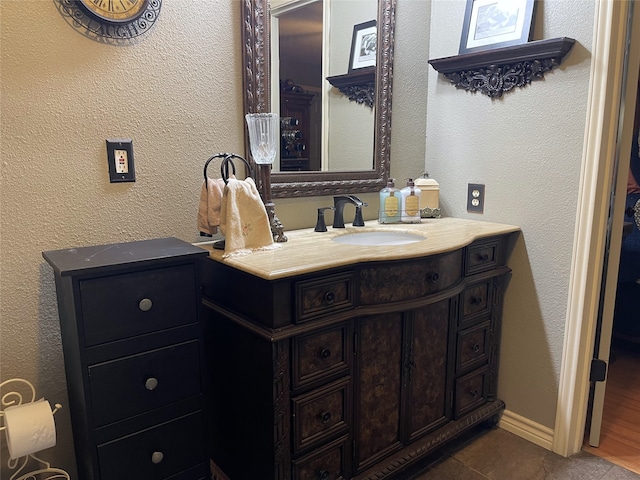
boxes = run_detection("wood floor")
[584,340,640,474]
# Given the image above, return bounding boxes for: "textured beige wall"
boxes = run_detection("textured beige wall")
[425,0,595,428]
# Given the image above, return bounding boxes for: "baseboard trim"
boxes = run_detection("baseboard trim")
[499,409,554,451]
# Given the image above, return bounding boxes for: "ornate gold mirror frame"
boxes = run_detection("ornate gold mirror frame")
[241,0,395,198]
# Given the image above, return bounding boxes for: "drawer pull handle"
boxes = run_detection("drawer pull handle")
[469,296,482,305]
[324,291,336,305]
[320,348,332,359]
[472,343,480,353]
[145,377,159,391]
[320,411,332,424]
[319,470,330,480]
[151,451,164,464]
[426,272,439,283]
[138,298,153,311]
[478,253,490,262]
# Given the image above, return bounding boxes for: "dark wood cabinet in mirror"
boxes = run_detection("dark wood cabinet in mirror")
[241,0,395,198]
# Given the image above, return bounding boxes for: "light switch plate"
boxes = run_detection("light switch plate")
[106,139,135,183]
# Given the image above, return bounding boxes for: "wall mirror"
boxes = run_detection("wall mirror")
[241,0,395,198]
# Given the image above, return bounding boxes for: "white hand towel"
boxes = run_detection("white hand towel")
[219,177,280,257]
[197,178,225,236]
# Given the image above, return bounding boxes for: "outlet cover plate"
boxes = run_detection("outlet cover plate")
[467,183,485,213]
[106,138,135,183]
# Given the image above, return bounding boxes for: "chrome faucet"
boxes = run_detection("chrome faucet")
[333,195,368,228]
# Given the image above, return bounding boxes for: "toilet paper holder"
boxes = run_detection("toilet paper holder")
[0,378,69,480]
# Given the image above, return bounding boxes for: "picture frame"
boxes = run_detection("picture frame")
[348,20,377,73]
[458,0,536,54]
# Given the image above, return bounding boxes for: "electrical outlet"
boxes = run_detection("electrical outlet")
[467,183,485,213]
[106,139,135,183]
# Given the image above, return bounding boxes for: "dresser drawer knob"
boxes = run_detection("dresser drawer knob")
[319,470,330,480]
[472,343,480,353]
[478,253,490,262]
[324,291,336,305]
[138,298,153,311]
[145,377,159,391]
[426,272,440,283]
[151,451,164,464]
[320,411,332,424]
[469,296,482,305]
[320,348,332,359]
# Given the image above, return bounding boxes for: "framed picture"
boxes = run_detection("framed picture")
[459,0,536,54]
[348,20,377,73]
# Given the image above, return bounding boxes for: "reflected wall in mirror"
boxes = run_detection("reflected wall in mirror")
[241,0,395,198]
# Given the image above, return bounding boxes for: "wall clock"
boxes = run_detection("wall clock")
[56,0,162,40]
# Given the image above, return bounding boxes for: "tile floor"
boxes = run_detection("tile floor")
[403,427,640,480]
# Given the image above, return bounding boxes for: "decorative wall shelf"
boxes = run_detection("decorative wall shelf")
[428,37,576,98]
[327,67,375,108]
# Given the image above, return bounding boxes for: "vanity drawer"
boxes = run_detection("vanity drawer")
[454,367,488,418]
[292,434,349,480]
[81,264,198,346]
[89,340,201,427]
[456,322,489,375]
[460,281,491,325]
[465,239,501,275]
[359,250,462,304]
[292,378,351,454]
[97,411,207,480]
[295,273,354,323]
[292,323,351,391]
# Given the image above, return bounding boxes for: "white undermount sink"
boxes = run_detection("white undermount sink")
[332,230,426,246]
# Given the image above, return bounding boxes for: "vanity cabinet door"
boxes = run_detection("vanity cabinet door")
[406,299,453,442]
[353,312,404,473]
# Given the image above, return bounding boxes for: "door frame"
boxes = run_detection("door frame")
[553,0,640,457]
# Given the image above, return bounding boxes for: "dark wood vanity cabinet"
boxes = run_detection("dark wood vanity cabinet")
[43,238,210,480]
[200,234,515,480]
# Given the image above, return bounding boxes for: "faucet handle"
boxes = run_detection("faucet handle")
[315,207,335,232]
[353,203,367,227]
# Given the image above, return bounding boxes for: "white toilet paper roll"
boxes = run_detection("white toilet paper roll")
[4,399,56,459]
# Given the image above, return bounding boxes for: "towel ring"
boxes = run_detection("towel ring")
[203,153,253,189]
[220,154,253,184]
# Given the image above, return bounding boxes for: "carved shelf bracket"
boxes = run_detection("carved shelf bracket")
[429,37,575,98]
[327,67,375,108]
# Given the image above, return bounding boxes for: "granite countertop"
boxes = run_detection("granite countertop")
[196,217,520,280]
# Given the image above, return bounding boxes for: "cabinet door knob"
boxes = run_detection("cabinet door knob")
[426,272,440,283]
[324,291,336,305]
[145,377,159,391]
[138,298,153,311]
[478,253,490,262]
[320,348,332,359]
[151,451,164,464]
[472,343,481,353]
[469,389,479,398]
[319,470,330,480]
[320,411,332,424]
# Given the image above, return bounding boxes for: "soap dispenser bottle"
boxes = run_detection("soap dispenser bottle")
[379,178,401,224]
[401,178,421,223]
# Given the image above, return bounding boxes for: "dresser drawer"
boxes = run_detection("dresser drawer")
[292,378,351,454]
[97,411,207,480]
[292,435,349,480]
[454,368,488,418]
[292,323,351,391]
[89,340,201,427]
[456,322,489,375]
[359,250,462,304]
[295,273,354,323]
[465,239,501,275]
[460,281,490,325]
[81,264,198,346]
